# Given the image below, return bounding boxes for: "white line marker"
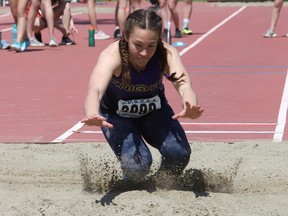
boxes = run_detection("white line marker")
[71,12,83,16]
[180,122,276,126]
[73,130,102,134]
[0,27,12,32]
[185,131,274,134]
[0,13,10,18]
[273,70,288,142]
[74,130,274,134]
[52,121,84,143]
[179,6,246,56]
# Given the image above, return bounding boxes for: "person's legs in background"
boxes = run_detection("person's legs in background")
[114,0,127,39]
[11,0,31,52]
[53,0,74,45]
[167,0,181,38]
[129,0,141,13]
[86,0,110,40]
[182,0,193,35]
[41,0,58,46]
[263,0,283,38]
[27,0,45,46]
[8,0,18,23]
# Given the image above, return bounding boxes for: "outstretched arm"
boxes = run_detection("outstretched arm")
[165,43,204,119]
[81,43,120,128]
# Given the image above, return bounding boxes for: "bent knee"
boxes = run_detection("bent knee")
[120,154,152,178]
[161,144,191,165]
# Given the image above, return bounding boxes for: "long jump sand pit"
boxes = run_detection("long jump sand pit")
[1,141,288,215]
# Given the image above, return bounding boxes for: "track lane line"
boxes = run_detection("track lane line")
[179,6,246,56]
[0,13,10,18]
[180,122,276,126]
[273,70,288,142]
[52,121,84,143]
[72,130,274,134]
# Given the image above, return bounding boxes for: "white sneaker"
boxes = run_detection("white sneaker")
[29,38,45,47]
[94,31,110,40]
[49,37,58,47]
[263,29,277,38]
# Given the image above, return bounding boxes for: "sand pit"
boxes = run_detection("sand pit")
[1,141,288,215]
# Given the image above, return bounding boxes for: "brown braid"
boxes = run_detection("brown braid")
[119,39,130,85]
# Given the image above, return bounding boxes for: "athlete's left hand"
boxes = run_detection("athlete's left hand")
[81,114,113,128]
[172,101,204,120]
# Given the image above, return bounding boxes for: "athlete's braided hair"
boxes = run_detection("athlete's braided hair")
[119,9,182,85]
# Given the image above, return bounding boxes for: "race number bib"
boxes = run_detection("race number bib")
[116,95,161,118]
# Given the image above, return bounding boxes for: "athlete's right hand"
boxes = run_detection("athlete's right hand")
[81,115,113,128]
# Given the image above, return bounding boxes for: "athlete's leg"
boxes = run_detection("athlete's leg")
[140,103,191,174]
[101,113,153,180]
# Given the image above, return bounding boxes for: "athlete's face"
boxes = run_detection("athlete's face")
[126,27,158,71]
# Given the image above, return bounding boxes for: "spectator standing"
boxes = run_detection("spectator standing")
[79,0,110,40]
[263,0,286,38]
[113,0,142,39]
[181,0,193,35]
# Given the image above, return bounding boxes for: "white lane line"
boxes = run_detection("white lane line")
[51,6,248,142]
[180,122,276,126]
[73,130,102,134]
[0,13,10,18]
[73,130,274,134]
[179,6,247,56]
[273,70,288,142]
[72,122,276,135]
[185,131,273,134]
[52,121,84,143]
[71,12,83,16]
[0,27,12,32]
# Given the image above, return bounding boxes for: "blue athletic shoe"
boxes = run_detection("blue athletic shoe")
[0,40,10,49]
[2,40,10,49]
[11,41,21,52]
[21,39,30,51]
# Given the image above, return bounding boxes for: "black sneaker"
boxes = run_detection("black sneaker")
[60,36,74,45]
[175,28,182,38]
[114,28,121,39]
[34,32,42,43]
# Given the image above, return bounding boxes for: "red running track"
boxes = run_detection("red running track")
[0,2,287,143]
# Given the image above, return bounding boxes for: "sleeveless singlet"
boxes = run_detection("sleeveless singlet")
[100,54,167,118]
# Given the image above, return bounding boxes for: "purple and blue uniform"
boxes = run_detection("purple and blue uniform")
[101,54,166,118]
[100,54,191,180]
